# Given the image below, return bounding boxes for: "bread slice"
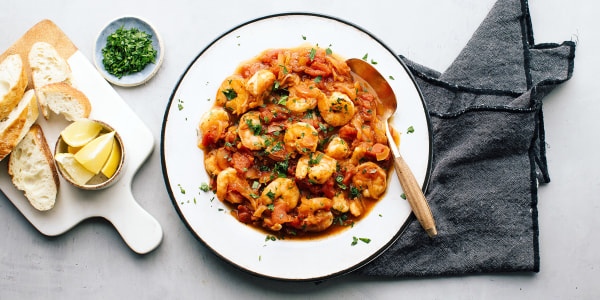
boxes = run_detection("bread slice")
[36,82,91,120]
[8,124,59,211]
[28,41,75,89]
[0,54,28,121]
[0,89,39,161]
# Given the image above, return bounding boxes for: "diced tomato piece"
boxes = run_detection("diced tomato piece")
[366,143,390,161]
[342,167,356,185]
[237,205,253,224]
[272,202,292,224]
[232,151,253,173]
[339,124,358,140]
[201,131,217,147]
[322,177,336,198]
[305,61,331,77]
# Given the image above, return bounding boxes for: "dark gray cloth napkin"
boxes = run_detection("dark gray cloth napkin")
[358,0,575,277]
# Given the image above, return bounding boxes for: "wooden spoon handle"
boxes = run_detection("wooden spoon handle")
[393,154,438,237]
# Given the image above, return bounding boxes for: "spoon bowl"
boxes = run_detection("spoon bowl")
[347,58,437,237]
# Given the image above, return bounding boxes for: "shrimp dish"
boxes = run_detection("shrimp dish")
[198,45,393,239]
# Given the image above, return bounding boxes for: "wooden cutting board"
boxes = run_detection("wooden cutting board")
[0,20,163,254]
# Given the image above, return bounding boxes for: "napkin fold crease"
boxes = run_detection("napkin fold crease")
[358,0,575,277]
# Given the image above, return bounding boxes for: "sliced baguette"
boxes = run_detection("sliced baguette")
[8,124,59,211]
[37,82,91,120]
[28,41,75,89]
[0,54,28,121]
[0,89,39,161]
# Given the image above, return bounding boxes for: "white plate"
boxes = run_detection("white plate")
[93,16,164,87]
[161,13,432,281]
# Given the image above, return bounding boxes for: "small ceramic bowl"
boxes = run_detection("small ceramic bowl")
[55,120,125,190]
[93,15,164,87]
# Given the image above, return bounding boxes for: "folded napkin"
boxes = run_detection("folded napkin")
[358,0,575,277]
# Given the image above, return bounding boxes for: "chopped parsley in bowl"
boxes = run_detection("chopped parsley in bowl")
[93,16,164,87]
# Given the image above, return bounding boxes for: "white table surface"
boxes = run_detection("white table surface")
[1,0,597,298]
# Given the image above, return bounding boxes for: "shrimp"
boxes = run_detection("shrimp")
[238,111,267,150]
[317,91,355,127]
[325,136,350,160]
[349,143,367,166]
[198,107,229,149]
[295,151,337,184]
[204,149,223,176]
[256,178,300,210]
[286,82,324,113]
[245,69,276,100]
[216,75,263,116]
[352,162,387,199]
[348,198,364,217]
[254,178,300,230]
[296,197,334,232]
[216,168,254,204]
[332,192,349,213]
[284,122,319,155]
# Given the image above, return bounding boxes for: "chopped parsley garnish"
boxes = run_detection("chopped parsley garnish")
[303,110,314,119]
[326,48,332,55]
[279,64,288,74]
[400,193,406,200]
[350,186,360,199]
[370,59,378,65]
[314,75,322,83]
[178,184,185,194]
[351,236,371,246]
[318,123,327,132]
[362,53,368,60]
[309,48,316,62]
[277,95,288,105]
[101,25,157,78]
[271,141,284,152]
[245,118,262,135]
[407,126,415,134]
[199,182,210,192]
[308,152,323,166]
[267,203,274,211]
[389,75,395,80]
[222,88,238,101]
[333,213,348,226]
[275,160,289,173]
[266,191,276,200]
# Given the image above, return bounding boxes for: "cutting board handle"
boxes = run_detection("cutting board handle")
[104,190,163,254]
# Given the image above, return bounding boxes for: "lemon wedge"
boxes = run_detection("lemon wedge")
[74,131,115,174]
[55,153,96,185]
[60,119,103,147]
[101,139,121,178]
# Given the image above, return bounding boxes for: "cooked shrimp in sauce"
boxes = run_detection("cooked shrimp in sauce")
[198,46,393,239]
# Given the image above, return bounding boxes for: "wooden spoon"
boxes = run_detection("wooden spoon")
[346,58,437,237]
